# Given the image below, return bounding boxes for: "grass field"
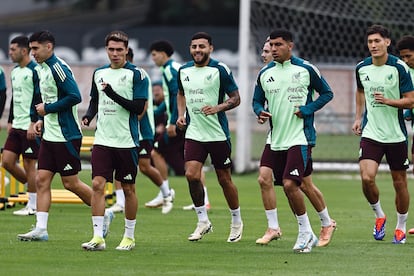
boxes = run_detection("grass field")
[1,170,414,275]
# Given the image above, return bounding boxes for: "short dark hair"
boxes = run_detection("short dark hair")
[105,30,128,47]
[126,47,134,62]
[366,24,390,39]
[396,35,414,51]
[149,40,174,57]
[191,32,212,45]
[29,30,55,46]
[269,29,293,42]
[10,35,29,50]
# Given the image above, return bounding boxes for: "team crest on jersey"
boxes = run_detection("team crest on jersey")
[204,74,213,84]
[292,72,300,83]
[118,75,127,86]
[385,74,393,85]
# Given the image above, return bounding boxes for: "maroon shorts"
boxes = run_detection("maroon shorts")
[154,131,185,175]
[3,128,40,159]
[91,145,138,184]
[137,139,153,159]
[37,139,81,176]
[184,139,232,170]
[260,144,312,186]
[359,137,409,170]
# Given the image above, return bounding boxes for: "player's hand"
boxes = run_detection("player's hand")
[81,115,90,126]
[201,105,219,116]
[294,106,303,118]
[176,116,187,130]
[35,103,46,116]
[33,120,43,136]
[352,120,362,136]
[27,123,37,140]
[257,111,272,124]
[166,124,177,137]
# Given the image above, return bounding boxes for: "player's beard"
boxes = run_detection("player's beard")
[193,53,209,66]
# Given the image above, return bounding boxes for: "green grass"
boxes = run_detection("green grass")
[1,171,413,275]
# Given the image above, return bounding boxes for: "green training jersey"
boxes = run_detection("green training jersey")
[91,63,148,148]
[178,58,238,142]
[252,56,333,151]
[356,55,414,143]
[10,61,40,130]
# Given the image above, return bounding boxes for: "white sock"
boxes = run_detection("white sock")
[27,192,37,210]
[115,189,125,208]
[296,212,312,233]
[317,207,332,227]
[396,212,408,232]
[203,186,210,205]
[92,216,104,238]
[124,219,136,239]
[370,201,385,218]
[265,209,279,229]
[194,205,209,222]
[230,207,242,225]
[160,180,170,198]
[36,211,48,230]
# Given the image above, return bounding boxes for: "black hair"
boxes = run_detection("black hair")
[191,32,212,45]
[269,29,293,42]
[10,35,29,50]
[149,40,174,57]
[366,24,390,39]
[127,47,134,62]
[396,35,414,51]
[29,30,55,46]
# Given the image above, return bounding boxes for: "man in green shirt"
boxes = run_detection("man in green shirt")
[177,32,243,242]
[352,25,414,244]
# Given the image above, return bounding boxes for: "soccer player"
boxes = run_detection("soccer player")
[396,35,414,235]
[256,38,336,247]
[352,25,414,244]
[106,47,174,215]
[253,29,333,253]
[2,35,40,216]
[176,32,243,242]
[17,30,96,242]
[81,31,147,251]
[149,40,210,211]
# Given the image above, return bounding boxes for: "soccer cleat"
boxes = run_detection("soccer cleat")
[116,237,136,251]
[145,191,163,208]
[17,227,48,241]
[13,206,36,216]
[188,221,212,241]
[227,221,243,242]
[162,195,173,214]
[103,209,114,238]
[256,227,282,245]
[293,232,318,253]
[392,229,406,244]
[408,228,414,235]
[106,203,124,213]
[81,236,106,251]
[317,220,337,247]
[373,217,386,240]
[183,203,211,211]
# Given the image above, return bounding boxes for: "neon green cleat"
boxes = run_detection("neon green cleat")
[81,236,106,251]
[116,237,136,251]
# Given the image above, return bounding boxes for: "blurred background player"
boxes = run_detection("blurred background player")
[255,38,336,246]
[106,47,174,215]
[397,35,414,236]
[2,35,41,216]
[149,40,210,210]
